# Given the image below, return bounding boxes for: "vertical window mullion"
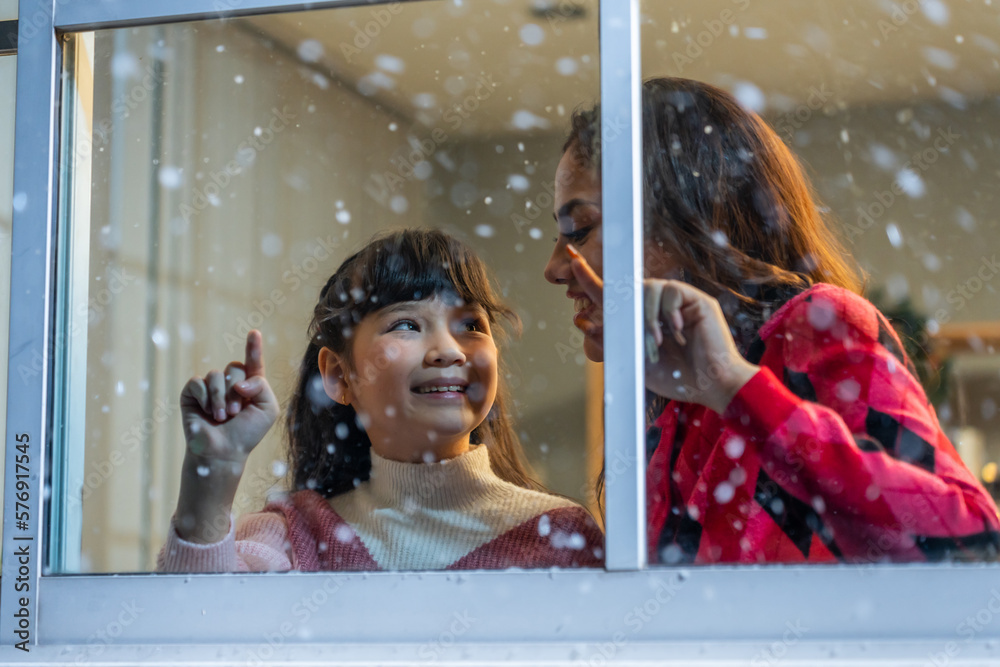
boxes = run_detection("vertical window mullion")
[0,0,60,648]
[599,0,646,572]
[48,29,92,573]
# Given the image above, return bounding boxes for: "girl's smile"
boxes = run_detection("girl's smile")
[321,295,498,463]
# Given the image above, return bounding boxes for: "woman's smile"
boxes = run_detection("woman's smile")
[571,293,601,336]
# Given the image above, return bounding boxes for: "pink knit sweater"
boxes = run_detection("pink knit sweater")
[159,447,604,572]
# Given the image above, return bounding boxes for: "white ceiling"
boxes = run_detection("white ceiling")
[241,0,1000,136]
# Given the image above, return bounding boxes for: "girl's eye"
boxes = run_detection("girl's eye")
[388,320,418,332]
[462,319,487,333]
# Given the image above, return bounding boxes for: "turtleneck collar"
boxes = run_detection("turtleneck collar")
[367,445,501,511]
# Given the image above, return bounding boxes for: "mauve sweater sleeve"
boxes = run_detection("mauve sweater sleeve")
[157,511,294,573]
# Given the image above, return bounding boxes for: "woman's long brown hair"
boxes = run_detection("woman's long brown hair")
[286,228,540,497]
[565,77,865,510]
[566,76,864,346]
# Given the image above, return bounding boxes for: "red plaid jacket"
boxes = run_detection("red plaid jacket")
[647,283,1000,564]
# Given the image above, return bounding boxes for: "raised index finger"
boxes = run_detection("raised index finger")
[566,244,603,303]
[245,330,266,378]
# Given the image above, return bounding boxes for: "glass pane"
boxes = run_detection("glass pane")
[0,55,15,555]
[638,0,1000,565]
[0,0,15,21]
[56,1,604,573]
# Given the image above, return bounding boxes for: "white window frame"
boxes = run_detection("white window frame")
[2,0,1000,663]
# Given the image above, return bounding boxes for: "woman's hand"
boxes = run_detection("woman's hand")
[180,329,279,464]
[567,246,759,414]
[641,279,759,413]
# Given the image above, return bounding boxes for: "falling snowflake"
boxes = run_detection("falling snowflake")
[555,57,578,76]
[261,233,283,257]
[158,166,183,189]
[713,482,735,504]
[297,39,324,63]
[519,23,545,46]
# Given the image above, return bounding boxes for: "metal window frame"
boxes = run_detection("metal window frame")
[1,0,1000,663]
[0,19,15,55]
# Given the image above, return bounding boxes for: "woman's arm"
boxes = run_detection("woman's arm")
[722,289,1000,562]
[566,249,998,561]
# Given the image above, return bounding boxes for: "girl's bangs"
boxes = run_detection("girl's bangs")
[345,233,508,324]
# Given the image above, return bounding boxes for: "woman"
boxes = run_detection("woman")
[544,77,1000,564]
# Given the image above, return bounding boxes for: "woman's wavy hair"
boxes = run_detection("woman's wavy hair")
[286,228,539,498]
[566,78,866,511]
[564,76,864,348]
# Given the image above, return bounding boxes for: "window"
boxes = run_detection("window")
[2,0,1000,663]
[637,0,1000,568]
[56,2,603,574]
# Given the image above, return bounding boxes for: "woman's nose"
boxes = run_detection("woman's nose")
[544,243,569,285]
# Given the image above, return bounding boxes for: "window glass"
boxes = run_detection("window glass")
[639,0,1000,565]
[0,55,14,554]
[0,0,15,21]
[57,1,604,573]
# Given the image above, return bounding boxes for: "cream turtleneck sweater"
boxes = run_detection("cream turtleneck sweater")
[159,445,604,573]
[329,445,578,570]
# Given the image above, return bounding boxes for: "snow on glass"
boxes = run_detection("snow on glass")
[66,0,1000,577]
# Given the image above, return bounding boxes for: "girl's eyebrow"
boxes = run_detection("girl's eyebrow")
[379,302,421,316]
[553,198,601,222]
[378,299,485,318]
[462,303,488,317]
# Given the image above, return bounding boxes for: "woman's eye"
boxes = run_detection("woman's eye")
[562,224,594,244]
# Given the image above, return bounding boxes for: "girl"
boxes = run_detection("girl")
[544,77,1000,565]
[160,229,603,572]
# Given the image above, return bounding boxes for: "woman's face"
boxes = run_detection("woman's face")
[545,146,681,363]
[544,148,606,361]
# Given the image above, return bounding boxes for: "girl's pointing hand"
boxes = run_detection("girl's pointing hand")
[180,330,280,463]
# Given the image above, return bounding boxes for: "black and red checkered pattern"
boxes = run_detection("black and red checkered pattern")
[647,284,1000,564]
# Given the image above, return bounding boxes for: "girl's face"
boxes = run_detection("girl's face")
[328,294,498,462]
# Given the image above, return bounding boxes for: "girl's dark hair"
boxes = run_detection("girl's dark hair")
[566,78,865,511]
[286,228,539,498]
[564,76,864,344]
